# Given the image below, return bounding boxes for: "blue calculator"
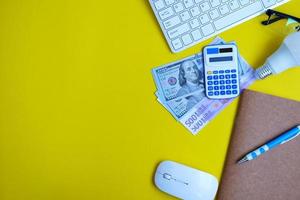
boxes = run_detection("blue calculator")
[203,44,240,99]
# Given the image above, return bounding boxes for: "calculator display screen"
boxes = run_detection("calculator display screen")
[209,56,233,62]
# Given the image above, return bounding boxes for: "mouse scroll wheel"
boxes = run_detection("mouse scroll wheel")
[163,173,172,180]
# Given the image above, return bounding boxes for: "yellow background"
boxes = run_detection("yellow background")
[0,0,299,199]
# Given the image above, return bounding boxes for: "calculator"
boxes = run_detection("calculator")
[203,44,240,99]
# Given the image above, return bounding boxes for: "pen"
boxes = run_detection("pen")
[237,125,300,164]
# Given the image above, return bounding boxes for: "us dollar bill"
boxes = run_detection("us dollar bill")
[152,54,205,103]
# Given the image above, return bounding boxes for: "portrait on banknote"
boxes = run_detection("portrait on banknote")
[176,59,206,110]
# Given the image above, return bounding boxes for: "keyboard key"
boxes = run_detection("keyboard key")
[200,2,210,12]
[221,91,226,95]
[225,70,230,73]
[207,75,213,80]
[225,75,231,79]
[168,23,190,39]
[199,14,210,24]
[214,81,219,85]
[174,2,184,12]
[219,70,224,73]
[214,1,263,30]
[208,86,213,90]
[232,85,237,89]
[210,0,221,7]
[226,90,232,95]
[219,75,224,79]
[190,6,201,17]
[209,9,220,20]
[208,91,214,96]
[213,75,218,79]
[213,71,218,74]
[219,4,230,15]
[214,91,220,95]
[191,29,202,40]
[154,0,165,10]
[239,0,250,6]
[226,80,231,84]
[214,86,219,90]
[183,0,194,8]
[201,23,215,36]
[220,81,225,85]
[231,74,237,78]
[182,34,193,45]
[231,69,236,73]
[164,16,181,29]
[229,0,240,10]
[220,85,225,90]
[159,7,175,20]
[226,85,231,89]
[208,81,213,85]
[261,0,276,7]
[180,11,191,21]
[232,79,237,84]
[232,90,238,94]
[165,0,175,6]
[190,18,200,28]
[171,38,183,50]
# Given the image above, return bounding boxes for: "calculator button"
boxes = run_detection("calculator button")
[208,81,213,85]
[232,79,237,84]
[226,85,231,89]
[225,75,231,79]
[232,90,238,94]
[214,91,220,95]
[213,75,218,79]
[220,91,225,95]
[219,70,224,73]
[219,75,224,79]
[231,69,237,73]
[214,86,219,90]
[225,70,230,73]
[226,80,231,84]
[220,80,225,85]
[208,92,214,96]
[220,85,225,90]
[207,76,213,80]
[208,86,213,90]
[214,81,219,85]
[226,90,232,95]
[231,74,237,78]
[232,85,237,89]
[213,71,218,74]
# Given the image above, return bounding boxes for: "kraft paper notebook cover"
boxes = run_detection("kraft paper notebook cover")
[217,89,300,200]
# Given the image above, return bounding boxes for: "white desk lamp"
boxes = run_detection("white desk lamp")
[255,32,300,79]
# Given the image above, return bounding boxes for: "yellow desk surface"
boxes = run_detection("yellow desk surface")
[0,0,299,199]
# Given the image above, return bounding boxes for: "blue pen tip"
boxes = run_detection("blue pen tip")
[237,157,249,164]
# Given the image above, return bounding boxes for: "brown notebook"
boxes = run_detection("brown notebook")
[217,90,300,200]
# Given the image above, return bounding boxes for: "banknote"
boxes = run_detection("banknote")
[152,54,205,102]
[152,37,256,134]
[153,38,253,120]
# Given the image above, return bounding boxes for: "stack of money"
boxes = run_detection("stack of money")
[152,38,256,135]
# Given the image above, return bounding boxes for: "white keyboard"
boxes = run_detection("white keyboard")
[149,0,289,53]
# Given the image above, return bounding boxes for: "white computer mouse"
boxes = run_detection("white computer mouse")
[154,160,218,200]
